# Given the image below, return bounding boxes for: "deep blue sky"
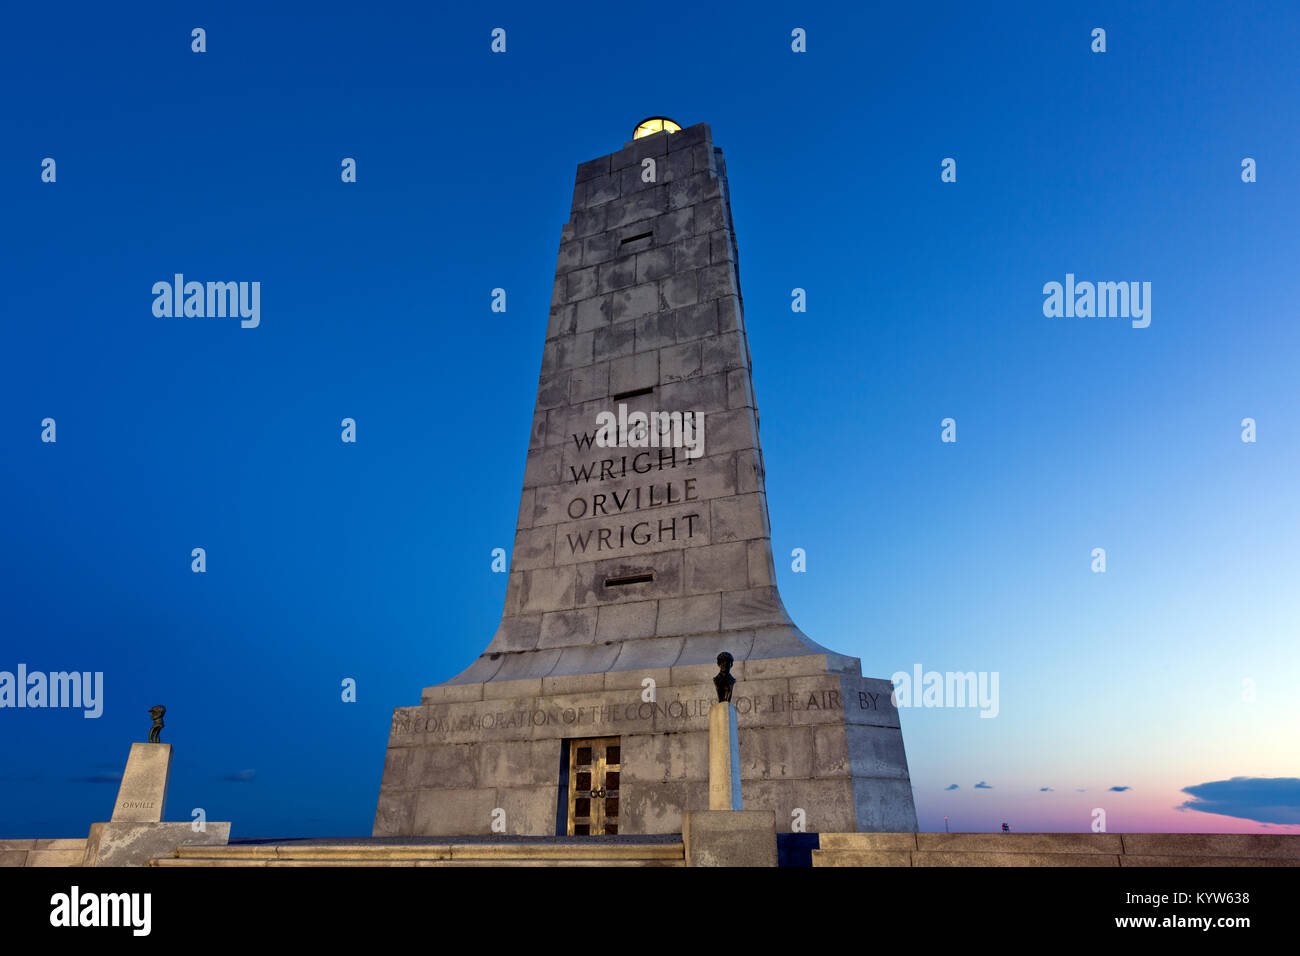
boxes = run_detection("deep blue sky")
[3,2,1297,837]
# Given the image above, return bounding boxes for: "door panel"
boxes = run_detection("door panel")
[566,737,621,835]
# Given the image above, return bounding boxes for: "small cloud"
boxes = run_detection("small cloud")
[1109,786,1132,792]
[1176,776,1300,826]
[70,772,122,784]
[974,781,993,789]
[944,784,959,791]
[1040,787,1054,792]
[221,769,257,783]
[1076,788,1087,792]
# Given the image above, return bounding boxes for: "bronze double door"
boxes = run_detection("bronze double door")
[566,737,620,835]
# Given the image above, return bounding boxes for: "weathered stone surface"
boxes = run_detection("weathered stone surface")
[655,593,722,635]
[673,301,717,341]
[608,350,658,394]
[810,848,913,867]
[659,341,702,383]
[685,541,748,593]
[596,599,658,640]
[745,724,816,780]
[411,789,497,835]
[636,247,675,284]
[634,310,675,351]
[84,821,230,867]
[110,743,171,823]
[7,840,88,868]
[538,608,597,648]
[540,672,604,696]
[678,631,754,665]
[620,780,707,834]
[850,777,920,832]
[593,321,635,362]
[684,810,777,867]
[1119,854,1299,867]
[494,785,562,835]
[575,156,609,184]
[660,272,700,311]
[818,832,919,851]
[745,777,858,834]
[621,730,707,783]
[20,858,87,868]
[926,832,1120,853]
[597,256,635,294]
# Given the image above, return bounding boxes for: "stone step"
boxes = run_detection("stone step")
[812,849,1120,867]
[817,833,1124,856]
[153,856,683,867]
[1119,855,1300,867]
[1119,834,1300,858]
[809,849,913,867]
[916,833,1123,854]
[0,838,88,867]
[156,841,686,867]
[173,842,684,861]
[812,832,1300,867]
[915,851,1120,867]
[817,833,920,852]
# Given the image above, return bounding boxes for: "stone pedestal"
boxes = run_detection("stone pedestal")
[82,822,231,867]
[708,701,742,810]
[684,810,777,867]
[111,743,171,822]
[684,699,775,865]
[83,742,230,866]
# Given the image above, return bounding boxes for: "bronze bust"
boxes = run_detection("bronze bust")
[148,705,166,743]
[713,652,735,703]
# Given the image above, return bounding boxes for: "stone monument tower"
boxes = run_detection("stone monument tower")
[375,120,918,837]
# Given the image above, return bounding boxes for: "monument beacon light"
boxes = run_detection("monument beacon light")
[632,116,682,139]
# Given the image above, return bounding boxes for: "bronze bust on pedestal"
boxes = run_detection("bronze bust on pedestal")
[148,705,166,743]
[713,652,735,703]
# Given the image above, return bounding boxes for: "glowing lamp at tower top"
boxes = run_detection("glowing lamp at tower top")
[632,117,682,139]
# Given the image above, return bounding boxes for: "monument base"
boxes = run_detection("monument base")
[82,821,231,867]
[684,810,777,867]
[377,651,918,837]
